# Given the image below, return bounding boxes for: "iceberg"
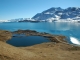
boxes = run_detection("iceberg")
[70,36,80,45]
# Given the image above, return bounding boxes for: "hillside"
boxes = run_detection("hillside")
[0,30,80,60]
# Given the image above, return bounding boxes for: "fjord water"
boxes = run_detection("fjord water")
[0,22,80,45]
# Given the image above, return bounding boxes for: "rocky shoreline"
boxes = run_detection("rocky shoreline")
[0,30,80,60]
[13,29,67,43]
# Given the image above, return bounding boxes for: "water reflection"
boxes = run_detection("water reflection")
[0,22,80,45]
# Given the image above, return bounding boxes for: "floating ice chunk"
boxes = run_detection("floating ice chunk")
[70,36,80,45]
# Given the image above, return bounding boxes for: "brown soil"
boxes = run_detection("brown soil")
[0,30,80,60]
[20,42,80,60]
[0,30,12,42]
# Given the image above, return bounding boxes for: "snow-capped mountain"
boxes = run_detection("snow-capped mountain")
[0,18,37,23]
[0,20,10,23]
[1,7,80,23]
[32,7,80,21]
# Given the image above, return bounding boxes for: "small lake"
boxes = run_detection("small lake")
[6,35,50,47]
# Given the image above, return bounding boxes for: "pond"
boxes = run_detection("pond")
[6,35,50,47]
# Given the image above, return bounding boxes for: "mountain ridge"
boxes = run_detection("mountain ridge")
[32,7,80,21]
[0,7,80,22]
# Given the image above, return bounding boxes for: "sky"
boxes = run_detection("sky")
[0,0,80,20]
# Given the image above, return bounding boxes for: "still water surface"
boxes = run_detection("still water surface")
[0,22,80,45]
[6,36,50,47]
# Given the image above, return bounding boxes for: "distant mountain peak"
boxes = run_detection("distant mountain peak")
[32,7,80,20]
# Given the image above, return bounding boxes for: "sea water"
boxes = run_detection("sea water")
[0,22,80,45]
